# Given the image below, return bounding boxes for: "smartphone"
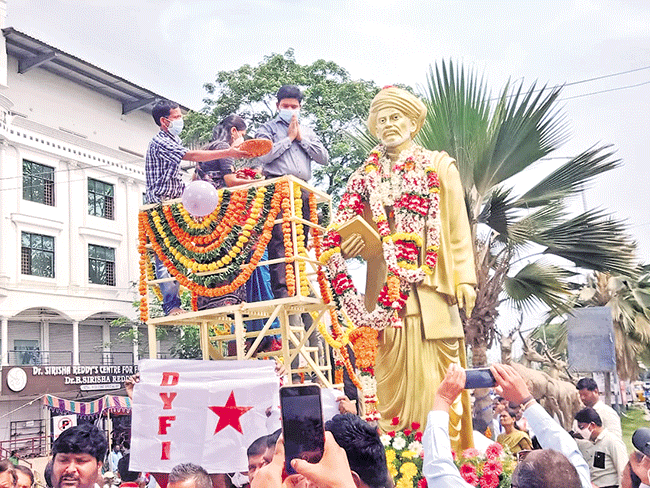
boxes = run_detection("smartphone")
[464,368,496,389]
[280,384,325,475]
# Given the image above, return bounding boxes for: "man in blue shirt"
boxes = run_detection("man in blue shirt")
[256,86,328,299]
[145,100,248,315]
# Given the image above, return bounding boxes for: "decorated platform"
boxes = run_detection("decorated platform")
[137,176,336,386]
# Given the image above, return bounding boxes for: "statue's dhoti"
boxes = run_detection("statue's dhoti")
[375,285,474,452]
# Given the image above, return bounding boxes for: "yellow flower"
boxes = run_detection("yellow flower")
[400,462,418,479]
[401,450,417,459]
[388,464,398,479]
[385,449,396,463]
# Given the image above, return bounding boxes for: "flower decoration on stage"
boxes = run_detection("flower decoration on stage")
[137,181,303,321]
[453,442,515,488]
[317,144,442,420]
[383,420,424,488]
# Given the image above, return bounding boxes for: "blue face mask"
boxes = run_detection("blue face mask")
[166,117,184,137]
[278,108,299,124]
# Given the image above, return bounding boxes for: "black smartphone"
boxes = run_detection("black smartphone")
[464,368,496,389]
[280,384,325,475]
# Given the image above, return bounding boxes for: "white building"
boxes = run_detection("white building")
[0,6,182,450]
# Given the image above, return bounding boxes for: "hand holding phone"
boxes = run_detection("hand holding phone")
[280,385,325,475]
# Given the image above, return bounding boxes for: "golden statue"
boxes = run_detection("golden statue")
[330,86,476,450]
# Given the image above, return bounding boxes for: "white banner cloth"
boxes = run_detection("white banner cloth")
[130,359,279,473]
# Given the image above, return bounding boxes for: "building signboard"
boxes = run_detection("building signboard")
[1,364,138,397]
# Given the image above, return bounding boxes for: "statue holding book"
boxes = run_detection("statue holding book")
[322,86,477,449]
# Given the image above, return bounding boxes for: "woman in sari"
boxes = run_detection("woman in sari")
[497,409,533,455]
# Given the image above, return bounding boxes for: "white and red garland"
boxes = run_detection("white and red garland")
[319,144,442,421]
[320,143,442,329]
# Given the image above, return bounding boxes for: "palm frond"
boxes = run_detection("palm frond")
[474,83,570,195]
[515,144,621,207]
[504,260,576,315]
[477,186,517,237]
[532,209,637,276]
[419,60,492,190]
[347,126,378,155]
[507,202,565,245]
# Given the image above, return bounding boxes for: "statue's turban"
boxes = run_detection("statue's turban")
[367,86,427,137]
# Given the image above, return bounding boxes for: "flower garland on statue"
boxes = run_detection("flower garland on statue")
[320,143,441,330]
[319,144,441,421]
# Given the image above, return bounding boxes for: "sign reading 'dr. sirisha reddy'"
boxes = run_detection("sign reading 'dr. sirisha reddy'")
[129,359,280,474]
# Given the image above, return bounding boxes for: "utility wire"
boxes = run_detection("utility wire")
[561,79,650,100]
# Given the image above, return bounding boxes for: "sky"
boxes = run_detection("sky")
[6,0,650,339]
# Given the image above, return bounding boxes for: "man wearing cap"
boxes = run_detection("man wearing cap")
[574,407,627,488]
[629,428,650,488]
[577,377,623,439]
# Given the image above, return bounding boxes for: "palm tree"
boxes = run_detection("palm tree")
[415,61,637,366]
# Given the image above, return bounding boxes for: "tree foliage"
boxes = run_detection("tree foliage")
[182,49,380,200]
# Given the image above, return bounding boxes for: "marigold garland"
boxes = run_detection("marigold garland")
[138,181,287,313]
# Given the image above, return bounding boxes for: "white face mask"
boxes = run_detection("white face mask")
[166,117,184,137]
[228,472,249,488]
[578,425,592,440]
[278,108,299,123]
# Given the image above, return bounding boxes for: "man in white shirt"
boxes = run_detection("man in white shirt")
[574,408,627,488]
[423,363,592,488]
[577,377,622,439]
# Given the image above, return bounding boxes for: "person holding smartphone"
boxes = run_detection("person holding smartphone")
[423,363,592,488]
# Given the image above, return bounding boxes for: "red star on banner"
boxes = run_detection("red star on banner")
[208,391,253,434]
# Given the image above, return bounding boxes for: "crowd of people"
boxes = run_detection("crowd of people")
[2,363,649,488]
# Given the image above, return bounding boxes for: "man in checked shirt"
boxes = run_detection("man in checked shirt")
[145,100,249,315]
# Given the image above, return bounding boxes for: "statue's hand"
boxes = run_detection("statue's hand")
[340,233,365,260]
[456,283,476,317]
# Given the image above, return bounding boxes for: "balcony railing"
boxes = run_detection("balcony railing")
[8,350,72,366]
[79,351,134,365]
[7,350,133,366]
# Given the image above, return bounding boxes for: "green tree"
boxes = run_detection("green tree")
[419,61,637,366]
[182,49,380,200]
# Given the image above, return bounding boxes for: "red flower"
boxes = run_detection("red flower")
[403,429,412,437]
[387,431,396,437]
[483,460,503,476]
[411,422,421,430]
[460,464,478,485]
[391,417,400,426]
[485,443,503,460]
[451,450,457,461]
[414,431,423,442]
[479,472,499,488]
[417,478,427,488]
[461,448,480,459]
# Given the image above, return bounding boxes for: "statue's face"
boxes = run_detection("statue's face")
[375,107,416,148]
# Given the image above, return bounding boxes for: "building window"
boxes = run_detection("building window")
[23,160,55,206]
[21,232,55,277]
[88,178,114,219]
[88,244,116,286]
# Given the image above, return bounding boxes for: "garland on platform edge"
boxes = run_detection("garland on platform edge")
[138,181,293,322]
